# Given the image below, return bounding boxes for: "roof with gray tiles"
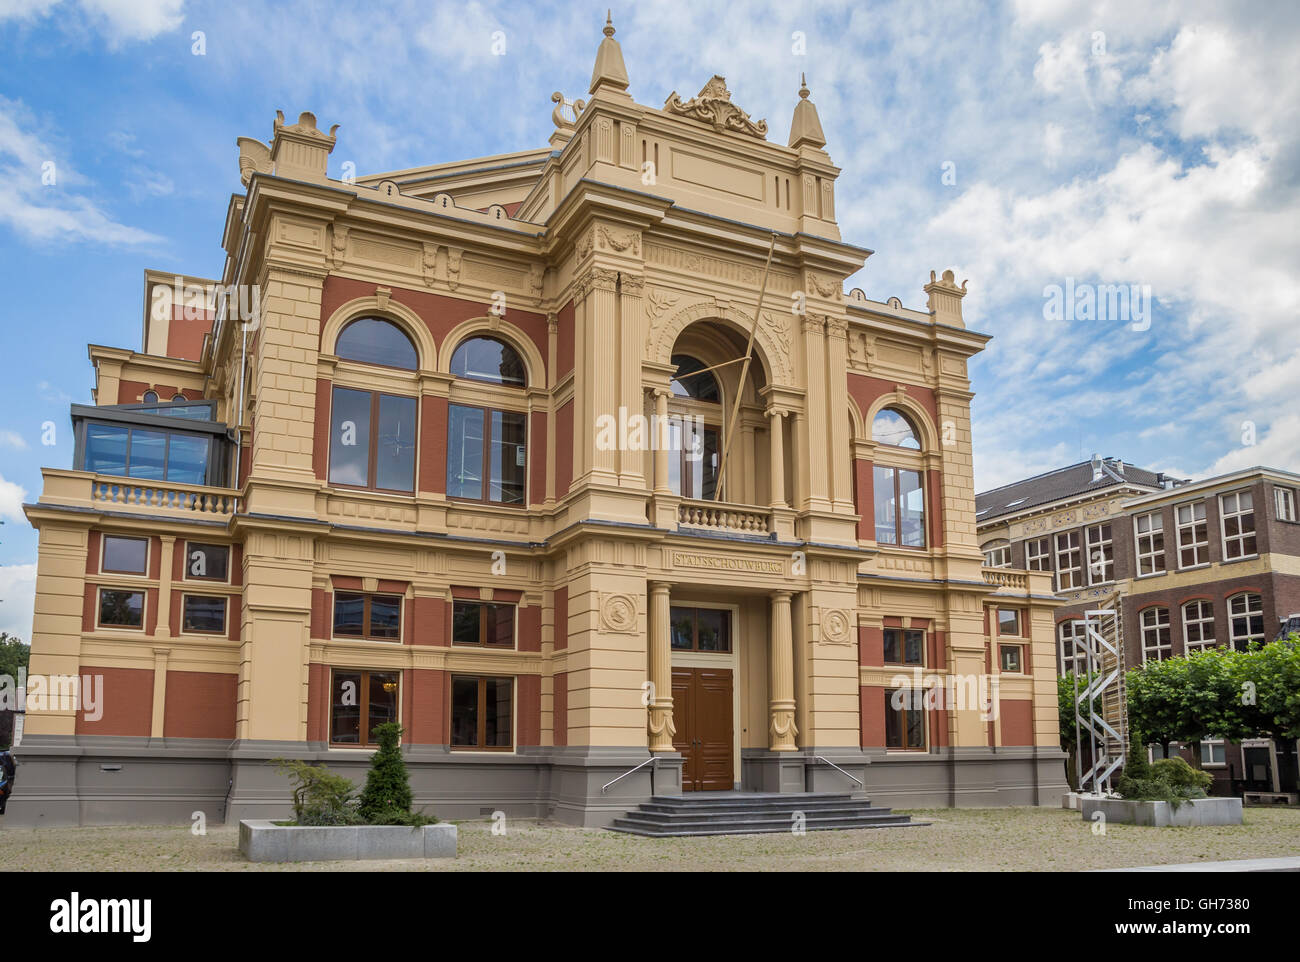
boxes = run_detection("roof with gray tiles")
[975,459,1165,524]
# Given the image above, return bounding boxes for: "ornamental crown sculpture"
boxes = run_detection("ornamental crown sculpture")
[664,74,769,139]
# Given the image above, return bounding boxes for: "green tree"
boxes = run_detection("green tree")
[1126,647,1239,766]
[0,633,30,683]
[357,722,433,825]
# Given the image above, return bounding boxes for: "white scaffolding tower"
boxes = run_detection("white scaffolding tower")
[1072,597,1128,794]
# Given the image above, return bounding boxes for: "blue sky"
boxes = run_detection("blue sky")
[1,0,1297,638]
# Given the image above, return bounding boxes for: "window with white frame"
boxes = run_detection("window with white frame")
[982,542,1012,568]
[1182,599,1215,653]
[1228,592,1264,650]
[1134,511,1166,576]
[1201,739,1226,766]
[1220,490,1257,560]
[1054,531,1082,590]
[1275,485,1297,523]
[1058,619,1086,674]
[1141,606,1172,662]
[1026,537,1051,572]
[1086,523,1113,584]
[1176,501,1209,568]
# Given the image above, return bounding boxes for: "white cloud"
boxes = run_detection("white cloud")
[0,431,27,450]
[0,473,27,522]
[0,563,36,642]
[0,0,184,45]
[0,97,161,245]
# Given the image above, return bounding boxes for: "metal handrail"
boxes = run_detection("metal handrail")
[600,757,656,795]
[812,755,863,790]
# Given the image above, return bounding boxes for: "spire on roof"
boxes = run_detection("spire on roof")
[788,73,826,150]
[589,10,630,96]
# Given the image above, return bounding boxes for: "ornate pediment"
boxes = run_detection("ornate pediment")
[663,75,768,139]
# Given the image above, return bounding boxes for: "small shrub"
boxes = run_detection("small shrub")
[1151,756,1213,794]
[272,758,361,826]
[1116,747,1211,809]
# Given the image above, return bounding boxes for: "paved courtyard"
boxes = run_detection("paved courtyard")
[2,806,1298,871]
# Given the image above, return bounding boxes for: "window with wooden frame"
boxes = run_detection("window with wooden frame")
[884,688,925,750]
[102,535,148,575]
[451,600,516,648]
[1274,485,1297,523]
[882,627,924,666]
[446,403,527,505]
[1228,592,1264,651]
[97,588,144,629]
[999,644,1024,673]
[1054,530,1082,589]
[982,542,1011,568]
[1085,523,1114,584]
[1140,606,1171,662]
[450,675,513,750]
[183,541,229,582]
[1134,512,1166,576]
[332,592,402,641]
[182,594,227,635]
[328,387,418,493]
[873,464,926,548]
[997,608,1021,637]
[329,669,399,747]
[1025,537,1052,572]
[1176,501,1209,568]
[669,606,731,652]
[1220,490,1257,560]
[665,356,721,502]
[1182,599,1215,653]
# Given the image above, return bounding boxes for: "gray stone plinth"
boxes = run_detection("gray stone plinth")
[1080,796,1243,827]
[238,820,457,862]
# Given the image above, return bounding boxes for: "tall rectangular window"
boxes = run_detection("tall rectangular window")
[1059,620,1086,674]
[884,688,925,750]
[1141,607,1171,662]
[1134,512,1165,576]
[1054,531,1082,589]
[873,465,925,548]
[1176,502,1209,568]
[1274,486,1296,523]
[329,669,399,747]
[328,387,416,492]
[1228,593,1264,650]
[451,675,514,750]
[1220,490,1256,559]
[1182,600,1215,653]
[997,608,1021,636]
[447,404,526,505]
[1025,537,1051,572]
[1085,523,1113,584]
[667,418,720,501]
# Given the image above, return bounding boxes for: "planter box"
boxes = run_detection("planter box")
[238,820,457,863]
[1080,797,1243,827]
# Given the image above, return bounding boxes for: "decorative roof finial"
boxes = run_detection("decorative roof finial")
[590,10,630,95]
[788,73,826,150]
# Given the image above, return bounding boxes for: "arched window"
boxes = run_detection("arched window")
[670,355,720,401]
[336,317,418,370]
[171,394,186,403]
[142,390,159,404]
[872,408,920,449]
[450,336,526,387]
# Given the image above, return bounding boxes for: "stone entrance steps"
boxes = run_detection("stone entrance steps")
[608,792,920,838]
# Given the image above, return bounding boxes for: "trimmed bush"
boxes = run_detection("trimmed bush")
[272,758,362,826]
[357,722,436,826]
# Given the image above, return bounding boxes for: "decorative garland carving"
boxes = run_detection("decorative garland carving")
[596,224,641,256]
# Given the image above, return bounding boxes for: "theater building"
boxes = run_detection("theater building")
[977,458,1300,798]
[13,18,1066,827]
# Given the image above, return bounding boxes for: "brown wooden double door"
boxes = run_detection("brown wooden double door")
[672,667,734,791]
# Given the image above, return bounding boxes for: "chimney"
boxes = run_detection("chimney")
[1091,454,1103,482]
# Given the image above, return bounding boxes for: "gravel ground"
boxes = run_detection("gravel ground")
[2,806,1298,871]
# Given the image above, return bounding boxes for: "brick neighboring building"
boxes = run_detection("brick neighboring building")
[977,457,1300,797]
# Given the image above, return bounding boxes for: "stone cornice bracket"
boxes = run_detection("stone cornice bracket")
[329,223,349,269]
[924,269,969,328]
[268,110,339,182]
[529,262,546,299]
[422,242,440,286]
[665,75,769,139]
[547,312,558,335]
[446,247,463,290]
[375,286,392,311]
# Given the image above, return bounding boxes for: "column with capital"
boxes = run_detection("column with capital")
[767,406,787,508]
[769,590,798,750]
[653,387,671,495]
[647,581,676,751]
